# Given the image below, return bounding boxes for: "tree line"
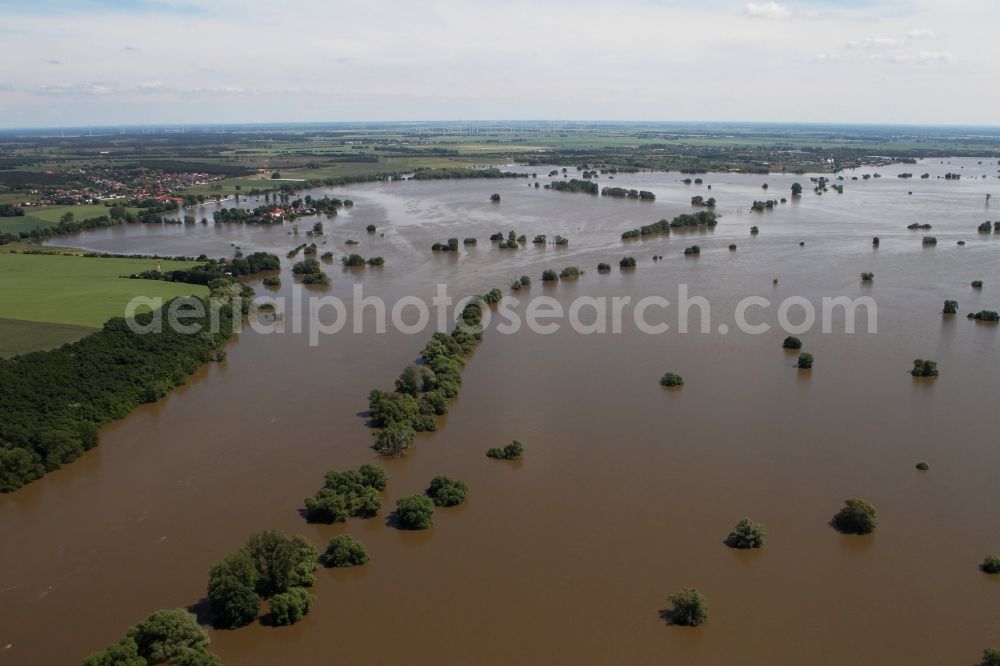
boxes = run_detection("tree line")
[621,211,718,240]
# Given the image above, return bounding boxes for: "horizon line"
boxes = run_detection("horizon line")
[4,119,1000,133]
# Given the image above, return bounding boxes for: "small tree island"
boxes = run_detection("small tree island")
[666,588,709,627]
[832,498,877,534]
[660,372,684,388]
[323,534,369,568]
[726,518,766,549]
[782,336,803,350]
[396,495,435,530]
[487,440,524,461]
[427,475,468,507]
[910,359,939,377]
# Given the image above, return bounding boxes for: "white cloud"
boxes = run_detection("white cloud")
[914,50,955,63]
[846,37,903,49]
[189,86,250,95]
[744,2,790,20]
[34,81,116,96]
[0,0,995,126]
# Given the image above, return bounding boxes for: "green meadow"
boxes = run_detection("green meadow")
[0,252,207,356]
[181,155,480,196]
[0,202,135,236]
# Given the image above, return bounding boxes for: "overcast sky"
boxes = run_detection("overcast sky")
[0,0,996,128]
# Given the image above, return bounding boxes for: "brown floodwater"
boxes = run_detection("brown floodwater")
[5,158,1000,665]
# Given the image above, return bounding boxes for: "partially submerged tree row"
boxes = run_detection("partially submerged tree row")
[367,293,497,455]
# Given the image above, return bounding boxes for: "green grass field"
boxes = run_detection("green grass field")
[0,202,135,236]
[0,252,208,357]
[0,318,97,358]
[180,155,488,196]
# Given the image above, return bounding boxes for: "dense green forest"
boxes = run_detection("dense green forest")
[0,296,236,492]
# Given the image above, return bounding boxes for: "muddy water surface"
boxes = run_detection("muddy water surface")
[4,158,1000,665]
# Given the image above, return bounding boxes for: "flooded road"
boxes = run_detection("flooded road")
[5,158,1000,665]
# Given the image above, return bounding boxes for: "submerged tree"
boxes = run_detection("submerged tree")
[207,530,318,628]
[797,353,814,369]
[726,518,766,549]
[981,555,1000,575]
[910,359,939,377]
[303,464,387,523]
[84,608,219,666]
[782,336,803,350]
[483,287,504,304]
[667,588,709,626]
[659,372,684,388]
[323,534,369,568]
[427,475,468,507]
[943,300,959,314]
[396,495,434,530]
[487,440,524,461]
[559,266,582,279]
[268,587,314,626]
[374,423,416,457]
[832,498,877,534]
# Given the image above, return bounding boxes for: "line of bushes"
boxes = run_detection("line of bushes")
[410,167,527,180]
[367,296,493,456]
[601,187,655,200]
[548,179,599,194]
[622,211,717,240]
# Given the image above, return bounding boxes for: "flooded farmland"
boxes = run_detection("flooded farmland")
[4,157,1000,665]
